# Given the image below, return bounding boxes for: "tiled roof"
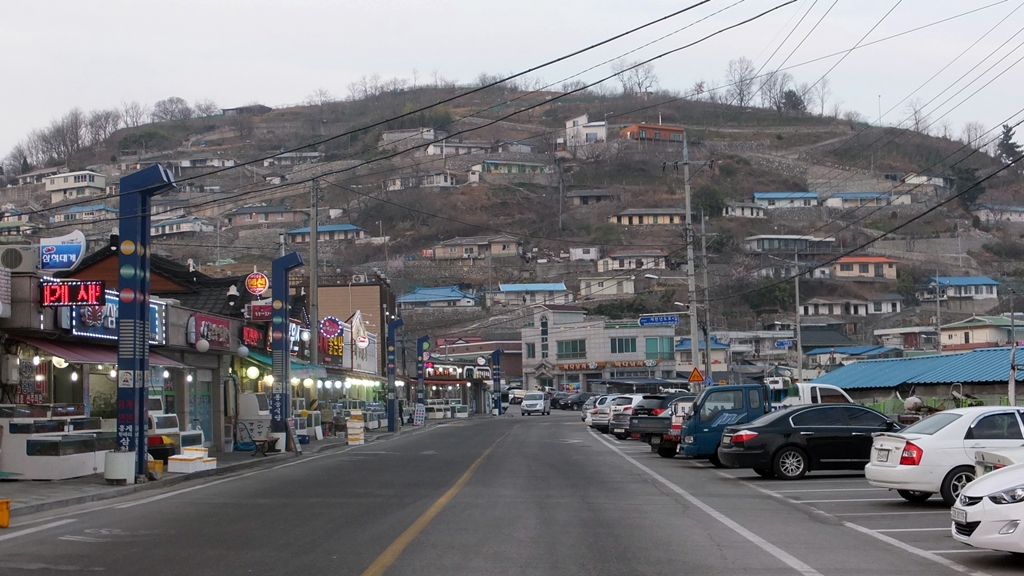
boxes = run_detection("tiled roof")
[828,192,891,199]
[836,256,897,263]
[57,204,114,213]
[499,283,567,292]
[607,249,668,258]
[226,204,292,214]
[805,345,897,356]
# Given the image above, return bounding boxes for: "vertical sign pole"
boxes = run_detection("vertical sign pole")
[386,319,404,432]
[491,349,504,416]
[271,253,303,441]
[117,165,174,479]
[416,335,429,405]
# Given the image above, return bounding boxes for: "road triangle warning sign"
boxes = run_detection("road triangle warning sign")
[687,368,705,383]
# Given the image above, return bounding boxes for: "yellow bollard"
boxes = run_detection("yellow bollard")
[0,498,10,529]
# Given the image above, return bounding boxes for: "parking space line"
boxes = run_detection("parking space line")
[930,550,994,554]
[833,511,950,516]
[590,431,823,576]
[795,498,903,503]
[875,528,951,533]
[773,488,888,493]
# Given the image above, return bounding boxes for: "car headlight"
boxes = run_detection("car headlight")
[683,435,694,444]
[988,484,1024,505]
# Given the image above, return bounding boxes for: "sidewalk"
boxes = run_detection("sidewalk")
[1,418,446,519]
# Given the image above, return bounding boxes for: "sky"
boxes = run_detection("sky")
[2,0,1024,158]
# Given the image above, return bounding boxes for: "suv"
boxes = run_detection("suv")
[589,395,620,433]
[520,392,551,416]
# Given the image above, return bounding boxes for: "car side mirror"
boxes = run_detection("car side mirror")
[883,420,896,431]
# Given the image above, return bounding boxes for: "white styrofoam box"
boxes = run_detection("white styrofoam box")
[183,446,209,458]
[202,458,217,471]
[167,455,202,474]
[347,439,364,445]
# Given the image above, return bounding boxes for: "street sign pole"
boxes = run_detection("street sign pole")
[416,335,429,405]
[491,349,504,415]
[387,319,404,432]
[271,252,303,441]
[117,165,175,479]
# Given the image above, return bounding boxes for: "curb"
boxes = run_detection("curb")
[8,420,450,518]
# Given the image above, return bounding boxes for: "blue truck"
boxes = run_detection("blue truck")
[679,383,770,466]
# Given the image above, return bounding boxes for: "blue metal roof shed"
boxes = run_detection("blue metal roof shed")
[926,276,999,286]
[810,348,1012,390]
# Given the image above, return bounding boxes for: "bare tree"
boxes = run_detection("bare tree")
[611,58,658,95]
[561,79,587,93]
[120,100,149,128]
[305,88,335,107]
[193,99,219,117]
[829,99,843,119]
[690,80,707,101]
[86,109,122,145]
[812,78,831,116]
[842,109,865,123]
[936,118,954,140]
[725,57,757,107]
[962,121,986,150]
[412,68,419,87]
[759,71,793,113]
[905,98,927,134]
[431,68,441,87]
[151,96,193,127]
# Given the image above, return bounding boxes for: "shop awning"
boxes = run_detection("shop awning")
[17,337,186,367]
[248,352,327,379]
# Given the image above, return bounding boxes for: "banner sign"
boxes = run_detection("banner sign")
[250,304,273,321]
[187,314,231,349]
[39,230,87,271]
[69,292,166,345]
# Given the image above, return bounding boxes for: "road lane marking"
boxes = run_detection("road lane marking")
[796,498,903,503]
[589,431,822,576]
[875,527,951,532]
[0,519,76,542]
[772,488,888,493]
[359,427,514,576]
[833,511,950,516]
[930,550,996,554]
[58,535,104,542]
[716,472,994,576]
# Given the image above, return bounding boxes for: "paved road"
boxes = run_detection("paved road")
[2,411,1022,575]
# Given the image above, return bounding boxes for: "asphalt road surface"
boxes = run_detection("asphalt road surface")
[2,411,1023,575]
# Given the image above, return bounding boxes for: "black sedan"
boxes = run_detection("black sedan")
[560,392,594,410]
[717,404,900,480]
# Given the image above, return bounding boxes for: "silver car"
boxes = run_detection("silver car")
[520,392,550,416]
[590,394,620,433]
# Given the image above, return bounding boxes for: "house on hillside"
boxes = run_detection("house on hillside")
[51,204,116,223]
[566,188,622,206]
[743,235,836,253]
[397,286,479,309]
[489,283,573,307]
[224,204,308,228]
[751,255,831,279]
[379,128,448,151]
[564,114,607,147]
[753,192,819,208]
[569,247,599,262]
[873,326,938,350]
[712,330,795,363]
[46,171,106,204]
[495,141,537,154]
[902,172,952,188]
[432,235,521,260]
[800,297,870,318]
[286,224,366,243]
[597,249,668,272]
[806,345,901,368]
[608,208,686,225]
[151,217,214,237]
[832,256,897,280]
[619,123,686,142]
[262,152,322,167]
[578,275,636,300]
[868,294,903,314]
[973,204,1024,224]
[0,220,38,238]
[823,192,911,208]
[1,207,30,223]
[384,171,453,191]
[222,104,271,116]
[424,140,491,156]
[467,160,553,184]
[675,337,730,370]
[939,316,1024,353]
[722,201,765,218]
[16,166,64,186]
[916,276,999,313]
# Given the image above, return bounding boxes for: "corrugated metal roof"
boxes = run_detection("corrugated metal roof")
[805,345,896,356]
[828,192,889,199]
[287,224,364,234]
[811,347,1014,389]
[926,276,999,286]
[499,283,567,292]
[753,192,819,199]
[397,286,478,303]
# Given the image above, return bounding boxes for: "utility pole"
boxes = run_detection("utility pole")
[683,131,700,382]
[1011,289,1017,406]
[279,233,286,258]
[701,212,712,384]
[794,248,803,382]
[557,160,565,231]
[309,179,320,404]
[936,269,943,354]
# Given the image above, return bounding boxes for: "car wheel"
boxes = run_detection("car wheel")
[657,445,677,458]
[708,451,725,468]
[897,490,933,503]
[941,466,975,506]
[614,432,629,440]
[753,468,776,478]
[773,447,808,480]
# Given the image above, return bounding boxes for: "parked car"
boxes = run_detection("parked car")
[551,392,571,408]
[581,396,597,423]
[865,407,1024,505]
[718,404,900,479]
[560,392,594,410]
[520,392,551,416]
[680,384,771,466]
[508,389,527,405]
[951,461,1024,554]
[630,395,697,457]
[609,394,647,439]
[589,395,620,433]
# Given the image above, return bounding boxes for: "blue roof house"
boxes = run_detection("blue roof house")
[397,286,479,309]
[286,223,366,243]
[752,192,819,208]
[915,276,999,314]
[489,283,573,307]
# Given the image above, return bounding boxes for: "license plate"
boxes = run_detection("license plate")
[876,449,889,463]
[613,428,625,433]
[651,436,661,444]
[951,507,967,523]
[722,435,733,446]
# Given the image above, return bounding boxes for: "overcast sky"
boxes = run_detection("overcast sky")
[3,0,1023,158]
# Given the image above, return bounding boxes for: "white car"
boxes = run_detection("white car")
[865,407,1024,505]
[951,461,1024,554]
[608,394,647,439]
[589,394,620,433]
[520,392,550,416]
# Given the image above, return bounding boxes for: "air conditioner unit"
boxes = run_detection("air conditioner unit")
[0,245,38,272]
[352,274,367,284]
[1,354,20,384]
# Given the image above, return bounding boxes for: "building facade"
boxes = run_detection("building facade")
[46,171,106,204]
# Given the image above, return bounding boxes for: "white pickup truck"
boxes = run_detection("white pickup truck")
[765,377,854,408]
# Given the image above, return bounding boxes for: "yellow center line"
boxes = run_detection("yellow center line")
[359,426,515,576]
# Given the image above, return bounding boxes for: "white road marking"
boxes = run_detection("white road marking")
[772,488,887,493]
[589,430,822,576]
[833,511,950,516]
[929,549,995,554]
[0,520,76,542]
[875,527,952,532]
[796,498,903,503]
[716,471,994,576]
[58,535,103,542]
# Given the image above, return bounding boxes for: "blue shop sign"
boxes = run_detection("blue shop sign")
[65,290,167,345]
[39,231,87,271]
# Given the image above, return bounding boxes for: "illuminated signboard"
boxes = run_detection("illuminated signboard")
[245,272,269,296]
[240,324,266,349]
[41,280,106,307]
[67,291,166,345]
[187,314,231,350]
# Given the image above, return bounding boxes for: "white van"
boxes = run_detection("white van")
[766,377,853,408]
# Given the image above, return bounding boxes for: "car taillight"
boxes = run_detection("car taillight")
[899,441,923,466]
[651,407,667,416]
[623,406,632,412]
[731,430,758,444]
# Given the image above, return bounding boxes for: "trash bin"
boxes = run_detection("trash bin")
[0,498,10,529]
[148,444,175,466]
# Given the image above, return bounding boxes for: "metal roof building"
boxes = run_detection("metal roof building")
[810,347,1013,390]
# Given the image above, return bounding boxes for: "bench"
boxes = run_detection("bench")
[251,436,279,457]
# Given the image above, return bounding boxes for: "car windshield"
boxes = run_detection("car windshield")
[524,393,544,400]
[901,412,963,435]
